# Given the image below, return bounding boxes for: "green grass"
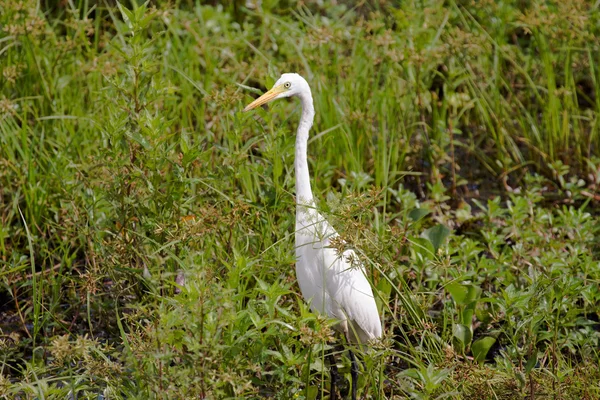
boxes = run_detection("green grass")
[2,0,600,398]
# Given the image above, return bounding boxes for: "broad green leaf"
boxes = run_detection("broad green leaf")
[423,224,450,251]
[447,282,480,306]
[462,286,481,325]
[453,323,472,349]
[309,357,326,373]
[463,304,475,327]
[305,385,318,400]
[446,282,469,305]
[472,336,496,363]
[466,285,481,303]
[409,207,430,222]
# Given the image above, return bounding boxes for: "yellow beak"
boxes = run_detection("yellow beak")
[243,84,288,112]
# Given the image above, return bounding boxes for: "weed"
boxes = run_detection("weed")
[1,1,600,399]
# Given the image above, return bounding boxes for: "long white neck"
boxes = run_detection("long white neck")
[295,92,315,207]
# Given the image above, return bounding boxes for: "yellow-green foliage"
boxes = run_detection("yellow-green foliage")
[1,1,600,399]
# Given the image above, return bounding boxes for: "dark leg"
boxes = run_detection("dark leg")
[348,349,358,400]
[328,353,339,400]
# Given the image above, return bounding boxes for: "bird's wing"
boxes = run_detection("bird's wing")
[295,210,382,342]
[322,244,382,342]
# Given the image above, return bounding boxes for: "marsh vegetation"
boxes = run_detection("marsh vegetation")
[1,0,600,398]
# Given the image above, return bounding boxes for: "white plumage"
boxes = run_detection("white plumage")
[295,207,382,344]
[244,73,382,345]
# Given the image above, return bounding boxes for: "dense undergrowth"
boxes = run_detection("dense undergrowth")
[1,0,600,398]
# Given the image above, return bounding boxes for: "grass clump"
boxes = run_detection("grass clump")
[1,0,600,399]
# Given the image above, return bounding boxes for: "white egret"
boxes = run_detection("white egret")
[244,73,382,400]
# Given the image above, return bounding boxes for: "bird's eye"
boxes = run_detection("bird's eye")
[284,82,291,89]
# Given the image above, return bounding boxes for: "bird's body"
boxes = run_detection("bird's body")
[244,73,381,399]
[295,206,382,343]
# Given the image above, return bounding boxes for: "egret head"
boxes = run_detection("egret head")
[243,73,310,112]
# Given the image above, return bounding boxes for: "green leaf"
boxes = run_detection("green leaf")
[376,274,392,303]
[139,14,155,30]
[446,282,468,305]
[309,357,326,373]
[134,1,149,22]
[466,285,480,303]
[446,282,480,306]
[401,368,421,380]
[305,385,318,400]
[525,348,538,373]
[182,150,200,167]
[423,224,450,251]
[408,207,430,222]
[127,131,150,149]
[453,323,472,349]
[463,304,475,327]
[116,2,135,30]
[472,336,496,363]
[462,286,481,325]
[410,236,435,258]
